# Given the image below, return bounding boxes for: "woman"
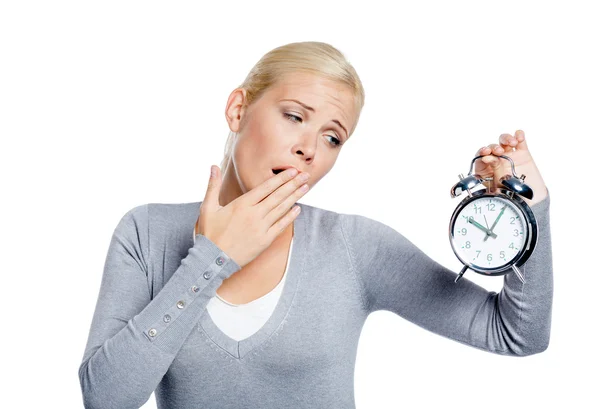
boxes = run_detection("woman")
[79,41,552,408]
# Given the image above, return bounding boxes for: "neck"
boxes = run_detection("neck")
[218,161,244,208]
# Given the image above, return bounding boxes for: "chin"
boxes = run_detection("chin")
[239,170,264,195]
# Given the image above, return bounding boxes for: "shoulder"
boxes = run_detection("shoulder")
[300,204,401,252]
[296,201,342,230]
[295,202,393,234]
[294,202,382,240]
[337,209,417,260]
[146,201,200,227]
[113,203,149,236]
[337,208,391,238]
[115,201,200,238]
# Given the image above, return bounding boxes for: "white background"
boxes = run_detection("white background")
[1,1,597,408]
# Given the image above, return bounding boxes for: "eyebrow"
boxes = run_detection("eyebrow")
[279,98,348,139]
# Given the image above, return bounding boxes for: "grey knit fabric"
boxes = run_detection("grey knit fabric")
[79,191,552,408]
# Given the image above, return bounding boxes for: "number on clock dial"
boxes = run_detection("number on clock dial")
[453,197,526,268]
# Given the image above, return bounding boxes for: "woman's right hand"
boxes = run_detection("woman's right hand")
[195,165,310,268]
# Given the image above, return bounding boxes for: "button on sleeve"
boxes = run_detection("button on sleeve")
[79,204,242,409]
[138,235,241,352]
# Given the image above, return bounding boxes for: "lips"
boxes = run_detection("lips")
[272,165,297,175]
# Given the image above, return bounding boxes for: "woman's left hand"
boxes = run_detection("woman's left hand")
[474,130,548,206]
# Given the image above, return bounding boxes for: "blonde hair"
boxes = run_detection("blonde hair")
[219,41,365,173]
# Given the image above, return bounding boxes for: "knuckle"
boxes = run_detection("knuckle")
[260,227,271,241]
[273,201,283,214]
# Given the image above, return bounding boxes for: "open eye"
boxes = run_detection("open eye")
[326,135,341,146]
[284,112,342,148]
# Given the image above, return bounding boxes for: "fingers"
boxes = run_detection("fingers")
[479,144,504,164]
[475,144,504,192]
[499,133,517,153]
[476,130,529,158]
[203,165,222,211]
[475,146,494,173]
[477,144,502,157]
[267,203,302,238]
[497,130,529,152]
[474,130,529,192]
[514,129,529,151]
[477,145,492,156]
[244,167,299,205]
[261,172,310,224]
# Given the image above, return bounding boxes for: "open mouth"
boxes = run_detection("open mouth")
[272,168,285,175]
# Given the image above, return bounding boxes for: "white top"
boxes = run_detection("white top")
[193,228,294,341]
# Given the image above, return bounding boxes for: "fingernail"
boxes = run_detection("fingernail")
[211,166,216,178]
[287,168,298,177]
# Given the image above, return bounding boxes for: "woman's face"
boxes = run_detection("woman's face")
[224,72,358,200]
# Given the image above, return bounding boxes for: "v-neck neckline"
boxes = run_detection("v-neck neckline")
[198,202,307,360]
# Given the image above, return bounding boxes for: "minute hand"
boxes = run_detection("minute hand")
[484,204,507,242]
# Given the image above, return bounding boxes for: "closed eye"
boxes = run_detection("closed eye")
[284,113,302,123]
[283,113,342,147]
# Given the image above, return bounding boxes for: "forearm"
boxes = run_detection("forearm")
[343,190,553,356]
[79,206,241,408]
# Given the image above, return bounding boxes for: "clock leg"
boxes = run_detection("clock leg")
[455,265,469,283]
[511,265,526,284]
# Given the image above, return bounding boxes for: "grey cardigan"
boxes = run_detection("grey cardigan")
[79,191,553,409]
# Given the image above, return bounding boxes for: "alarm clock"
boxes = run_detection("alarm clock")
[449,154,539,284]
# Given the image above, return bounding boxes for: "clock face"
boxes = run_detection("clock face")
[451,195,528,270]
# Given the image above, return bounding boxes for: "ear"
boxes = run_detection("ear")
[225,88,248,133]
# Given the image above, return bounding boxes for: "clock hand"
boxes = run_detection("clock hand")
[482,214,496,240]
[484,204,507,242]
[468,217,498,239]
